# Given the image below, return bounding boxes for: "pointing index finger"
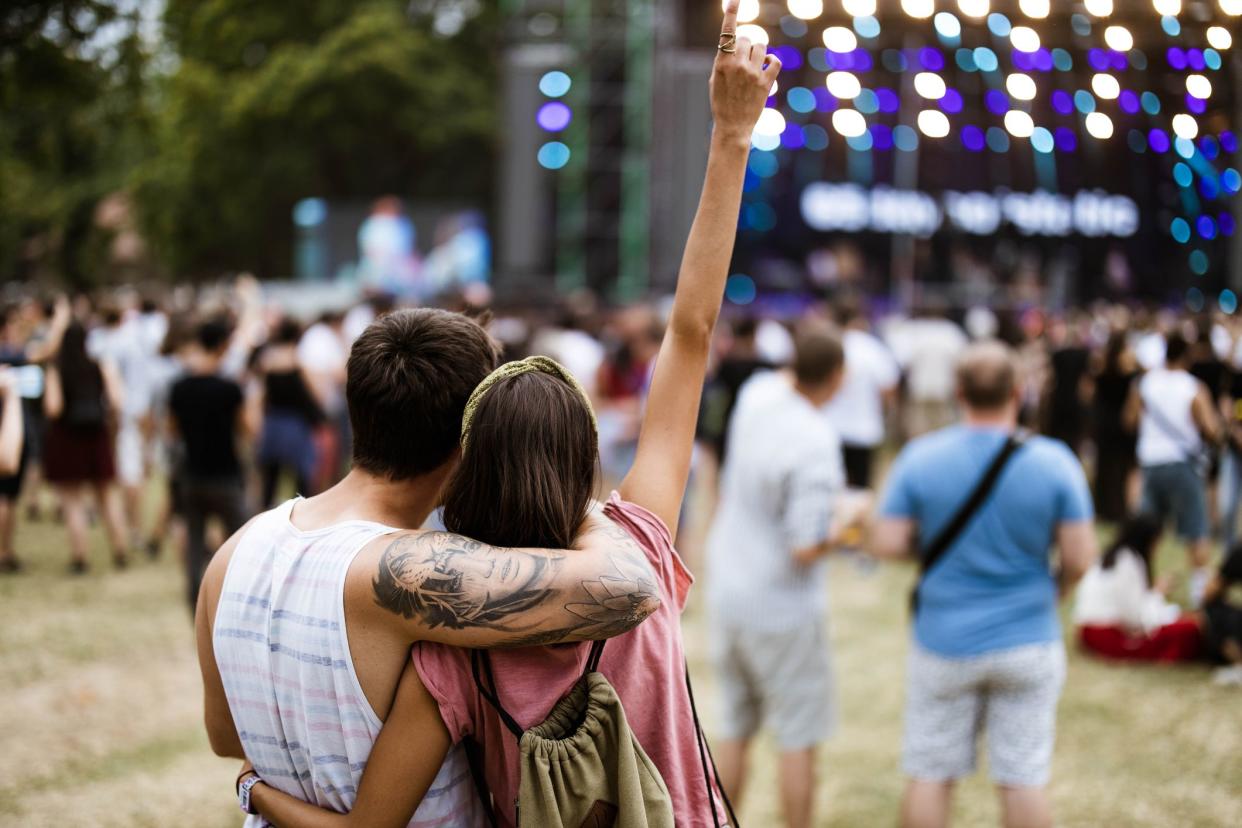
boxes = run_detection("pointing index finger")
[721,0,738,36]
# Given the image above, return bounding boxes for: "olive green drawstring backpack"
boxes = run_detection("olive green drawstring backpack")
[465,640,738,828]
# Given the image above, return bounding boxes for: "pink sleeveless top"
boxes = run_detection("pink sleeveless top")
[412,493,725,827]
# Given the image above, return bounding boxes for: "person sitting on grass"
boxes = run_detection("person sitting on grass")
[1202,544,1242,685]
[232,9,778,825]
[1074,514,1203,663]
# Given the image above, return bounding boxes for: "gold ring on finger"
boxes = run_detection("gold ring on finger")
[718,32,737,53]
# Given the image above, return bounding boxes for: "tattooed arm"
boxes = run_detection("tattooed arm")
[350,507,661,649]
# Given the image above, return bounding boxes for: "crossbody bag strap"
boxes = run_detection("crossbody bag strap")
[1142,392,1207,463]
[909,430,1028,616]
[685,660,740,828]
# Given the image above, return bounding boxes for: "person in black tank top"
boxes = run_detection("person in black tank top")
[254,318,324,508]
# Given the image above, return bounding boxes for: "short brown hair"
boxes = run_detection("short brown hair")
[792,320,845,386]
[956,340,1018,411]
[442,371,598,549]
[346,309,501,480]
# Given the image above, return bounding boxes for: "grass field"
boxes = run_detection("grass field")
[1,487,1239,827]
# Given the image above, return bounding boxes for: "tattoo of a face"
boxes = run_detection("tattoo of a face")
[372,532,561,632]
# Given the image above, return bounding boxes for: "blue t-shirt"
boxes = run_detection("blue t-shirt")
[880,425,1093,657]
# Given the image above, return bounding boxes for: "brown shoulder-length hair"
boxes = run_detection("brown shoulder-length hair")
[441,370,599,550]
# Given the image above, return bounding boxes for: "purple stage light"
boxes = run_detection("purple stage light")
[1054,127,1077,152]
[985,90,1010,115]
[829,51,855,70]
[871,124,894,151]
[853,49,874,72]
[771,45,803,71]
[1187,49,1206,71]
[1197,216,1217,239]
[939,88,964,114]
[1167,47,1187,70]
[1221,213,1237,237]
[1109,50,1127,71]
[813,87,837,112]
[876,87,900,113]
[1033,49,1054,72]
[1088,49,1110,71]
[782,123,806,150]
[919,47,944,71]
[537,102,572,132]
[1119,90,1140,114]
[1200,136,1219,159]
[1051,90,1073,115]
[1187,94,1207,115]
[1013,51,1033,71]
[1221,132,1238,154]
[962,125,986,152]
[1148,129,1171,153]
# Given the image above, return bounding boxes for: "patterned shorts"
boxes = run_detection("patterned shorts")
[902,640,1066,788]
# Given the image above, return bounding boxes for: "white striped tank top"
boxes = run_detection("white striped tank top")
[214,499,481,827]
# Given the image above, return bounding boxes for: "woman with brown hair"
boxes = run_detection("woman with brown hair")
[43,321,131,572]
[237,5,777,825]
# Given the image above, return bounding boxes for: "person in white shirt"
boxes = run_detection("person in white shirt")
[1074,514,1203,662]
[823,304,899,489]
[706,320,847,828]
[1126,331,1221,607]
[884,310,968,438]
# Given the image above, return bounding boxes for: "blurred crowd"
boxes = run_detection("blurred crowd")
[0,280,1240,648]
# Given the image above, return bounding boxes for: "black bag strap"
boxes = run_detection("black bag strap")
[910,430,1027,616]
[685,660,740,828]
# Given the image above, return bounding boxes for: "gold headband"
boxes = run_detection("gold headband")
[460,355,598,451]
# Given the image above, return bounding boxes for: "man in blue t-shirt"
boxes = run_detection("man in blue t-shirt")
[872,340,1097,828]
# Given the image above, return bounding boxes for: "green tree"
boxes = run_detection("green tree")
[137,0,498,279]
[0,1,150,285]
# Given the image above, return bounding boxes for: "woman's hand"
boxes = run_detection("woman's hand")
[710,1,781,144]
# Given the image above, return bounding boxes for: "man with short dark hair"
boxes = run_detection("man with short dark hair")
[872,340,1098,828]
[169,318,254,609]
[196,308,659,826]
[707,320,848,828]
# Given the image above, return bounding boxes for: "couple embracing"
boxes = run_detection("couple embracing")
[195,11,778,827]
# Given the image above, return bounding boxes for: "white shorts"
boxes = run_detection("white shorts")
[903,640,1066,788]
[711,617,835,751]
[115,419,145,486]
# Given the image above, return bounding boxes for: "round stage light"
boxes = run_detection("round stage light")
[1032,127,1055,153]
[1019,0,1049,18]
[1207,27,1232,49]
[1085,112,1114,139]
[823,26,858,52]
[843,0,878,15]
[1221,0,1242,14]
[918,109,951,138]
[735,24,769,46]
[958,0,989,17]
[537,101,573,131]
[1084,0,1113,15]
[788,0,824,19]
[537,142,571,170]
[1153,0,1181,14]
[1006,73,1037,100]
[914,72,947,99]
[539,71,572,98]
[725,0,761,23]
[1092,74,1120,100]
[826,71,862,99]
[1172,114,1199,139]
[934,12,962,38]
[754,108,787,137]
[1010,26,1040,53]
[1103,26,1133,51]
[902,0,934,19]
[1186,74,1212,99]
[1004,110,1035,138]
[832,108,867,137]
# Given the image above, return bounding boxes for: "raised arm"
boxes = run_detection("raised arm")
[618,3,780,534]
[353,505,662,649]
[0,370,23,476]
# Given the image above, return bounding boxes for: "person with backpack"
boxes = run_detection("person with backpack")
[870,341,1098,828]
[235,9,777,825]
[1125,330,1222,608]
[42,321,132,572]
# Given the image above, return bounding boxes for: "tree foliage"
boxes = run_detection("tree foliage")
[136,0,498,279]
